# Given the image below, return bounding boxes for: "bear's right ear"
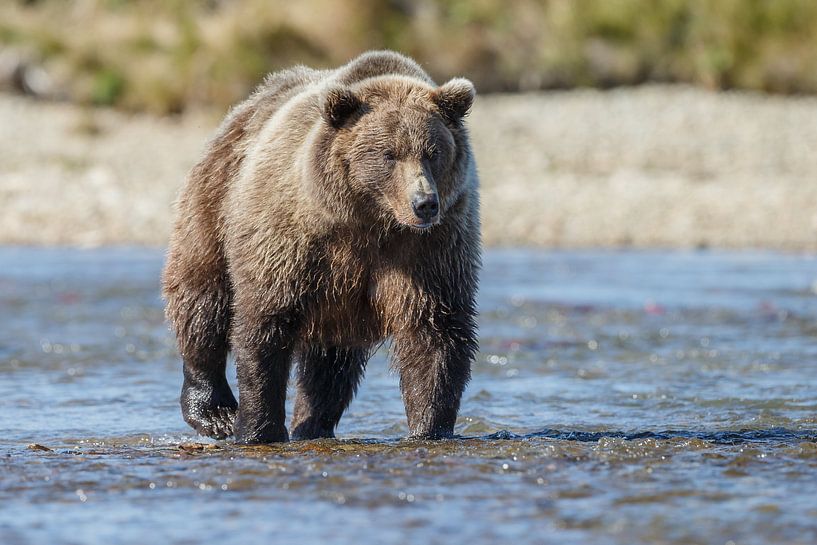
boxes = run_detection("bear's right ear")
[321,86,363,129]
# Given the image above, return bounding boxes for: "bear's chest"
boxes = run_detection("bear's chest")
[299,246,384,347]
[298,235,425,347]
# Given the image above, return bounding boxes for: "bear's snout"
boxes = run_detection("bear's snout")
[411,191,439,226]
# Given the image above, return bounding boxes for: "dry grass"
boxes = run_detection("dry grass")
[2,0,817,113]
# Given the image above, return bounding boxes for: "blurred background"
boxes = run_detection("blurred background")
[1,0,816,248]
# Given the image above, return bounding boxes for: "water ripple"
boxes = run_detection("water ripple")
[483,427,817,444]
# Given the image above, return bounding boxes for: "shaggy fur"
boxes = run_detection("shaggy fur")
[162,51,481,444]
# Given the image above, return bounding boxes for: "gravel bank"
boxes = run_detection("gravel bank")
[1,86,815,249]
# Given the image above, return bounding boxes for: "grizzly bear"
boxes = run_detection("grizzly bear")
[162,51,480,444]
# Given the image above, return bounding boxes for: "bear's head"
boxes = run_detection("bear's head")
[313,76,475,230]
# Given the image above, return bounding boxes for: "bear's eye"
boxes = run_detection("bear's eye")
[383,150,396,162]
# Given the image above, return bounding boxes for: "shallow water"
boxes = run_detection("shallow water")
[1,248,816,545]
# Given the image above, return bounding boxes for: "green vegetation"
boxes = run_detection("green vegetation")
[2,0,817,113]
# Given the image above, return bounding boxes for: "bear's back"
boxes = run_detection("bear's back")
[242,51,433,142]
[332,50,434,87]
[239,65,326,141]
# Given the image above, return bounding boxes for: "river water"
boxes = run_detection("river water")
[1,248,815,545]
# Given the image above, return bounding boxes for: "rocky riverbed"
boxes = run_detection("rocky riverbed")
[1,86,815,249]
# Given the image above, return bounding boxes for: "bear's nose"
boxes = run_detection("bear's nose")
[411,192,439,223]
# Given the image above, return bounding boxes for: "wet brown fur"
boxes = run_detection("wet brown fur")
[162,51,480,443]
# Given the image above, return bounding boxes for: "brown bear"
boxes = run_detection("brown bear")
[162,51,480,444]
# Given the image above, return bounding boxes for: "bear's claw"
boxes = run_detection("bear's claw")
[181,381,238,439]
[190,406,236,439]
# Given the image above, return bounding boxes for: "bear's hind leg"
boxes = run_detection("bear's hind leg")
[291,346,368,440]
[164,263,236,439]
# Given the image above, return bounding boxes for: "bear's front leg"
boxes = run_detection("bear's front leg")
[232,311,298,444]
[394,314,478,439]
[180,363,237,440]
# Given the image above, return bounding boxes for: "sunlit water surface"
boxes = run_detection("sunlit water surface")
[1,248,816,545]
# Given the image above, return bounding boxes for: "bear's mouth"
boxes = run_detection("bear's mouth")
[396,217,439,231]
[410,221,434,230]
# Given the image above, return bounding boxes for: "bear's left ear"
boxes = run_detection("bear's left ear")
[321,86,363,129]
[433,78,476,123]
